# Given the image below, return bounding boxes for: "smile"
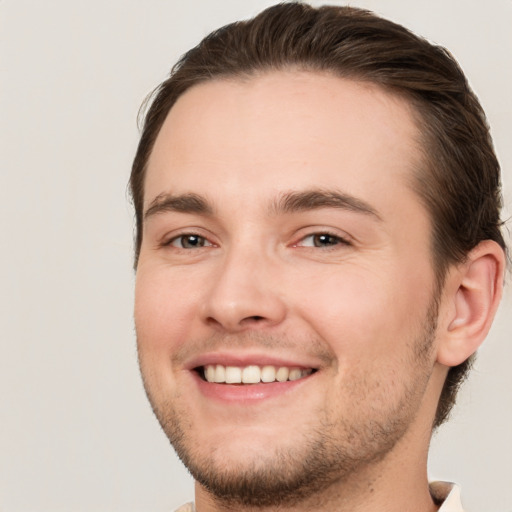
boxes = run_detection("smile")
[200,364,315,384]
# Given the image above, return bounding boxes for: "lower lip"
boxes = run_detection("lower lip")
[192,371,314,403]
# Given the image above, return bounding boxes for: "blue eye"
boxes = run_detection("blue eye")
[170,234,211,249]
[300,233,348,247]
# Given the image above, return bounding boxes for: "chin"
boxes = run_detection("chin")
[174,428,348,507]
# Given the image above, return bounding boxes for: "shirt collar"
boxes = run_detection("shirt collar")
[430,481,464,512]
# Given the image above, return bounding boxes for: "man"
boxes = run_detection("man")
[130,3,507,511]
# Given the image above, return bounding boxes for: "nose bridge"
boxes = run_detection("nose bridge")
[201,237,286,331]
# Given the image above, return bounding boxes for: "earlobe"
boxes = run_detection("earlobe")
[437,240,505,367]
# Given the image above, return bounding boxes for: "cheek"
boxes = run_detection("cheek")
[292,262,429,360]
[134,266,207,399]
[134,265,201,355]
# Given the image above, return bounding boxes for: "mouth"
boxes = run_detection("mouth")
[195,364,317,384]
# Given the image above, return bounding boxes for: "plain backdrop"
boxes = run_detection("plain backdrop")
[1,1,511,511]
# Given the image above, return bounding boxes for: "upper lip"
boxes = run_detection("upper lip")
[185,351,323,371]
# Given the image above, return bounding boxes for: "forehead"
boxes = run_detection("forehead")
[145,71,425,221]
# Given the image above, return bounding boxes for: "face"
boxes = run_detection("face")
[135,72,441,507]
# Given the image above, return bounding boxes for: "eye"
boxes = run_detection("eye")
[168,234,212,249]
[298,232,349,248]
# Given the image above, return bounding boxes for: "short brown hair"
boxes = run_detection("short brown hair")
[130,2,506,428]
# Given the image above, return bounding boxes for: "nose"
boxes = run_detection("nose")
[200,248,287,332]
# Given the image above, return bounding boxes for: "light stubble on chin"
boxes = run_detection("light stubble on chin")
[155,405,414,508]
[138,301,439,508]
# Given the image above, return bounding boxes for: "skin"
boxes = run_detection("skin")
[134,71,501,511]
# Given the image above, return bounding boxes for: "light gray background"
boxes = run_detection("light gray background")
[1,1,510,511]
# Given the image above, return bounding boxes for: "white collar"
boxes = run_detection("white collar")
[431,481,464,511]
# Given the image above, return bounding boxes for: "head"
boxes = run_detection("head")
[131,2,505,429]
[131,2,506,506]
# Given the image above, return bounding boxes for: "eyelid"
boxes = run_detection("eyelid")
[160,228,218,249]
[170,234,212,249]
[292,228,353,248]
[157,226,353,250]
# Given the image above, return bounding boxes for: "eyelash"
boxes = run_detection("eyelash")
[162,230,351,251]
[164,233,214,249]
[294,231,351,249]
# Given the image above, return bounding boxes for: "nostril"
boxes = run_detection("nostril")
[237,315,267,326]
[206,317,223,328]
[204,314,270,333]
[242,315,267,324]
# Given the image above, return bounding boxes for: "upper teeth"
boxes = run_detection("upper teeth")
[203,364,313,384]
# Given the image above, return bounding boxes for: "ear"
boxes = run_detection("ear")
[436,240,505,367]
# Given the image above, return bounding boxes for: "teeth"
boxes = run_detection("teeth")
[261,365,276,383]
[214,364,226,383]
[203,364,313,384]
[288,368,303,381]
[242,365,260,384]
[205,365,216,382]
[276,367,289,382]
[225,366,242,384]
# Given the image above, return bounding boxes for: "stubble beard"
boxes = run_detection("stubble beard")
[139,300,439,508]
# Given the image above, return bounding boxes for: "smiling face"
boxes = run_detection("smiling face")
[135,72,446,507]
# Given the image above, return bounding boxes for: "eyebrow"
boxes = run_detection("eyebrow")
[144,192,214,220]
[269,189,382,220]
[144,188,382,222]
